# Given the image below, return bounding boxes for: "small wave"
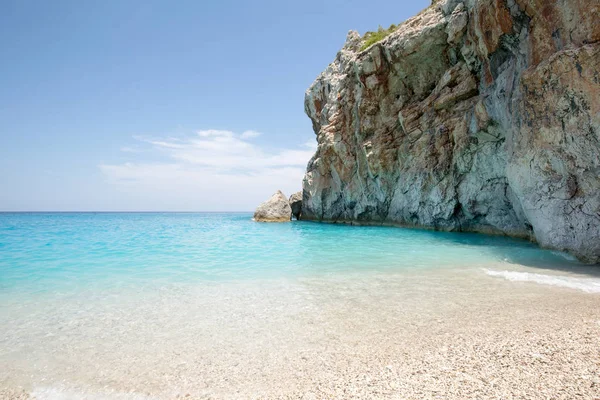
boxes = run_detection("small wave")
[550,250,579,262]
[31,386,156,400]
[484,269,600,294]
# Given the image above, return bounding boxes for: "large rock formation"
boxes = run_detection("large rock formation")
[254,191,292,222]
[302,0,600,263]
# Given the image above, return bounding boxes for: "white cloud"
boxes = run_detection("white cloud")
[130,130,313,169]
[196,129,235,138]
[100,130,316,211]
[240,130,262,139]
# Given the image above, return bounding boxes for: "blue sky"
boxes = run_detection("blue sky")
[0,0,429,211]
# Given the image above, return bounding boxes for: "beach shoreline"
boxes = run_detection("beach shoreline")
[2,266,599,399]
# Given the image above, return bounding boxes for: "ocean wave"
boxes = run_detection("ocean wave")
[550,250,579,262]
[484,269,600,294]
[31,386,156,400]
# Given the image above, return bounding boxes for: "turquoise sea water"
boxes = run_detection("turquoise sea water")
[0,212,586,295]
[2,213,600,398]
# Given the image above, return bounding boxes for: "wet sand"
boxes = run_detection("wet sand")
[1,266,600,399]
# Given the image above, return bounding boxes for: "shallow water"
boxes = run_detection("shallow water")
[1,213,599,399]
[0,212,593,292]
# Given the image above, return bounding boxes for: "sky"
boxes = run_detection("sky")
[0,0,429,211]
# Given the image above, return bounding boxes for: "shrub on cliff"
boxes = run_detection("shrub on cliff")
[360,24,397,51]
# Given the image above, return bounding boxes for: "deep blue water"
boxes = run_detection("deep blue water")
[0,212,582,295]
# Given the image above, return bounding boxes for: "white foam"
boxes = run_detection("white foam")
[31,386,157,400]
[550,250,579,262]
[484,269,600,294]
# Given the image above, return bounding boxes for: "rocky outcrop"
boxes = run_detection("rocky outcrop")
[254,191,292,222]
[289,192,303,220]
[302,0,600,263]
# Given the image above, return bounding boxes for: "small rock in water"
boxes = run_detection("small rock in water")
[254,190,292,222]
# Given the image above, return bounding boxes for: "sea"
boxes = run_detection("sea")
[1,212,599,398]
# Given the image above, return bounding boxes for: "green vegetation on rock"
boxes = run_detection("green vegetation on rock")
[360,24,397,51]
[360,1,442,51]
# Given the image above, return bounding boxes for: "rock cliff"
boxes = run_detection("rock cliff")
[302,0,600,263]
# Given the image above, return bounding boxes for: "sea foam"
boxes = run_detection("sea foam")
[484,269,600,293]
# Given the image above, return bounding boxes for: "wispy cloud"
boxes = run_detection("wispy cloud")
[99,130,316,210]
[240,130,262,139]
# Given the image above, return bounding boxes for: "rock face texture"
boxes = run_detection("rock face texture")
[302,0,600,263]
[289,192,303,220]
[254,191,292,222]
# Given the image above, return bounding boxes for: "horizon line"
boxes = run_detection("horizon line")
[0,211,254,214]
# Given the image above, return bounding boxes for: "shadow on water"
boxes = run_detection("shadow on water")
[294,219,600,278]
[429,230,600,277]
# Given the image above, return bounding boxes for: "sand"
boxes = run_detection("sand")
[1,267,600,399]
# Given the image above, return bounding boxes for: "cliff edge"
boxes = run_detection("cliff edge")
[302,0,600,263]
